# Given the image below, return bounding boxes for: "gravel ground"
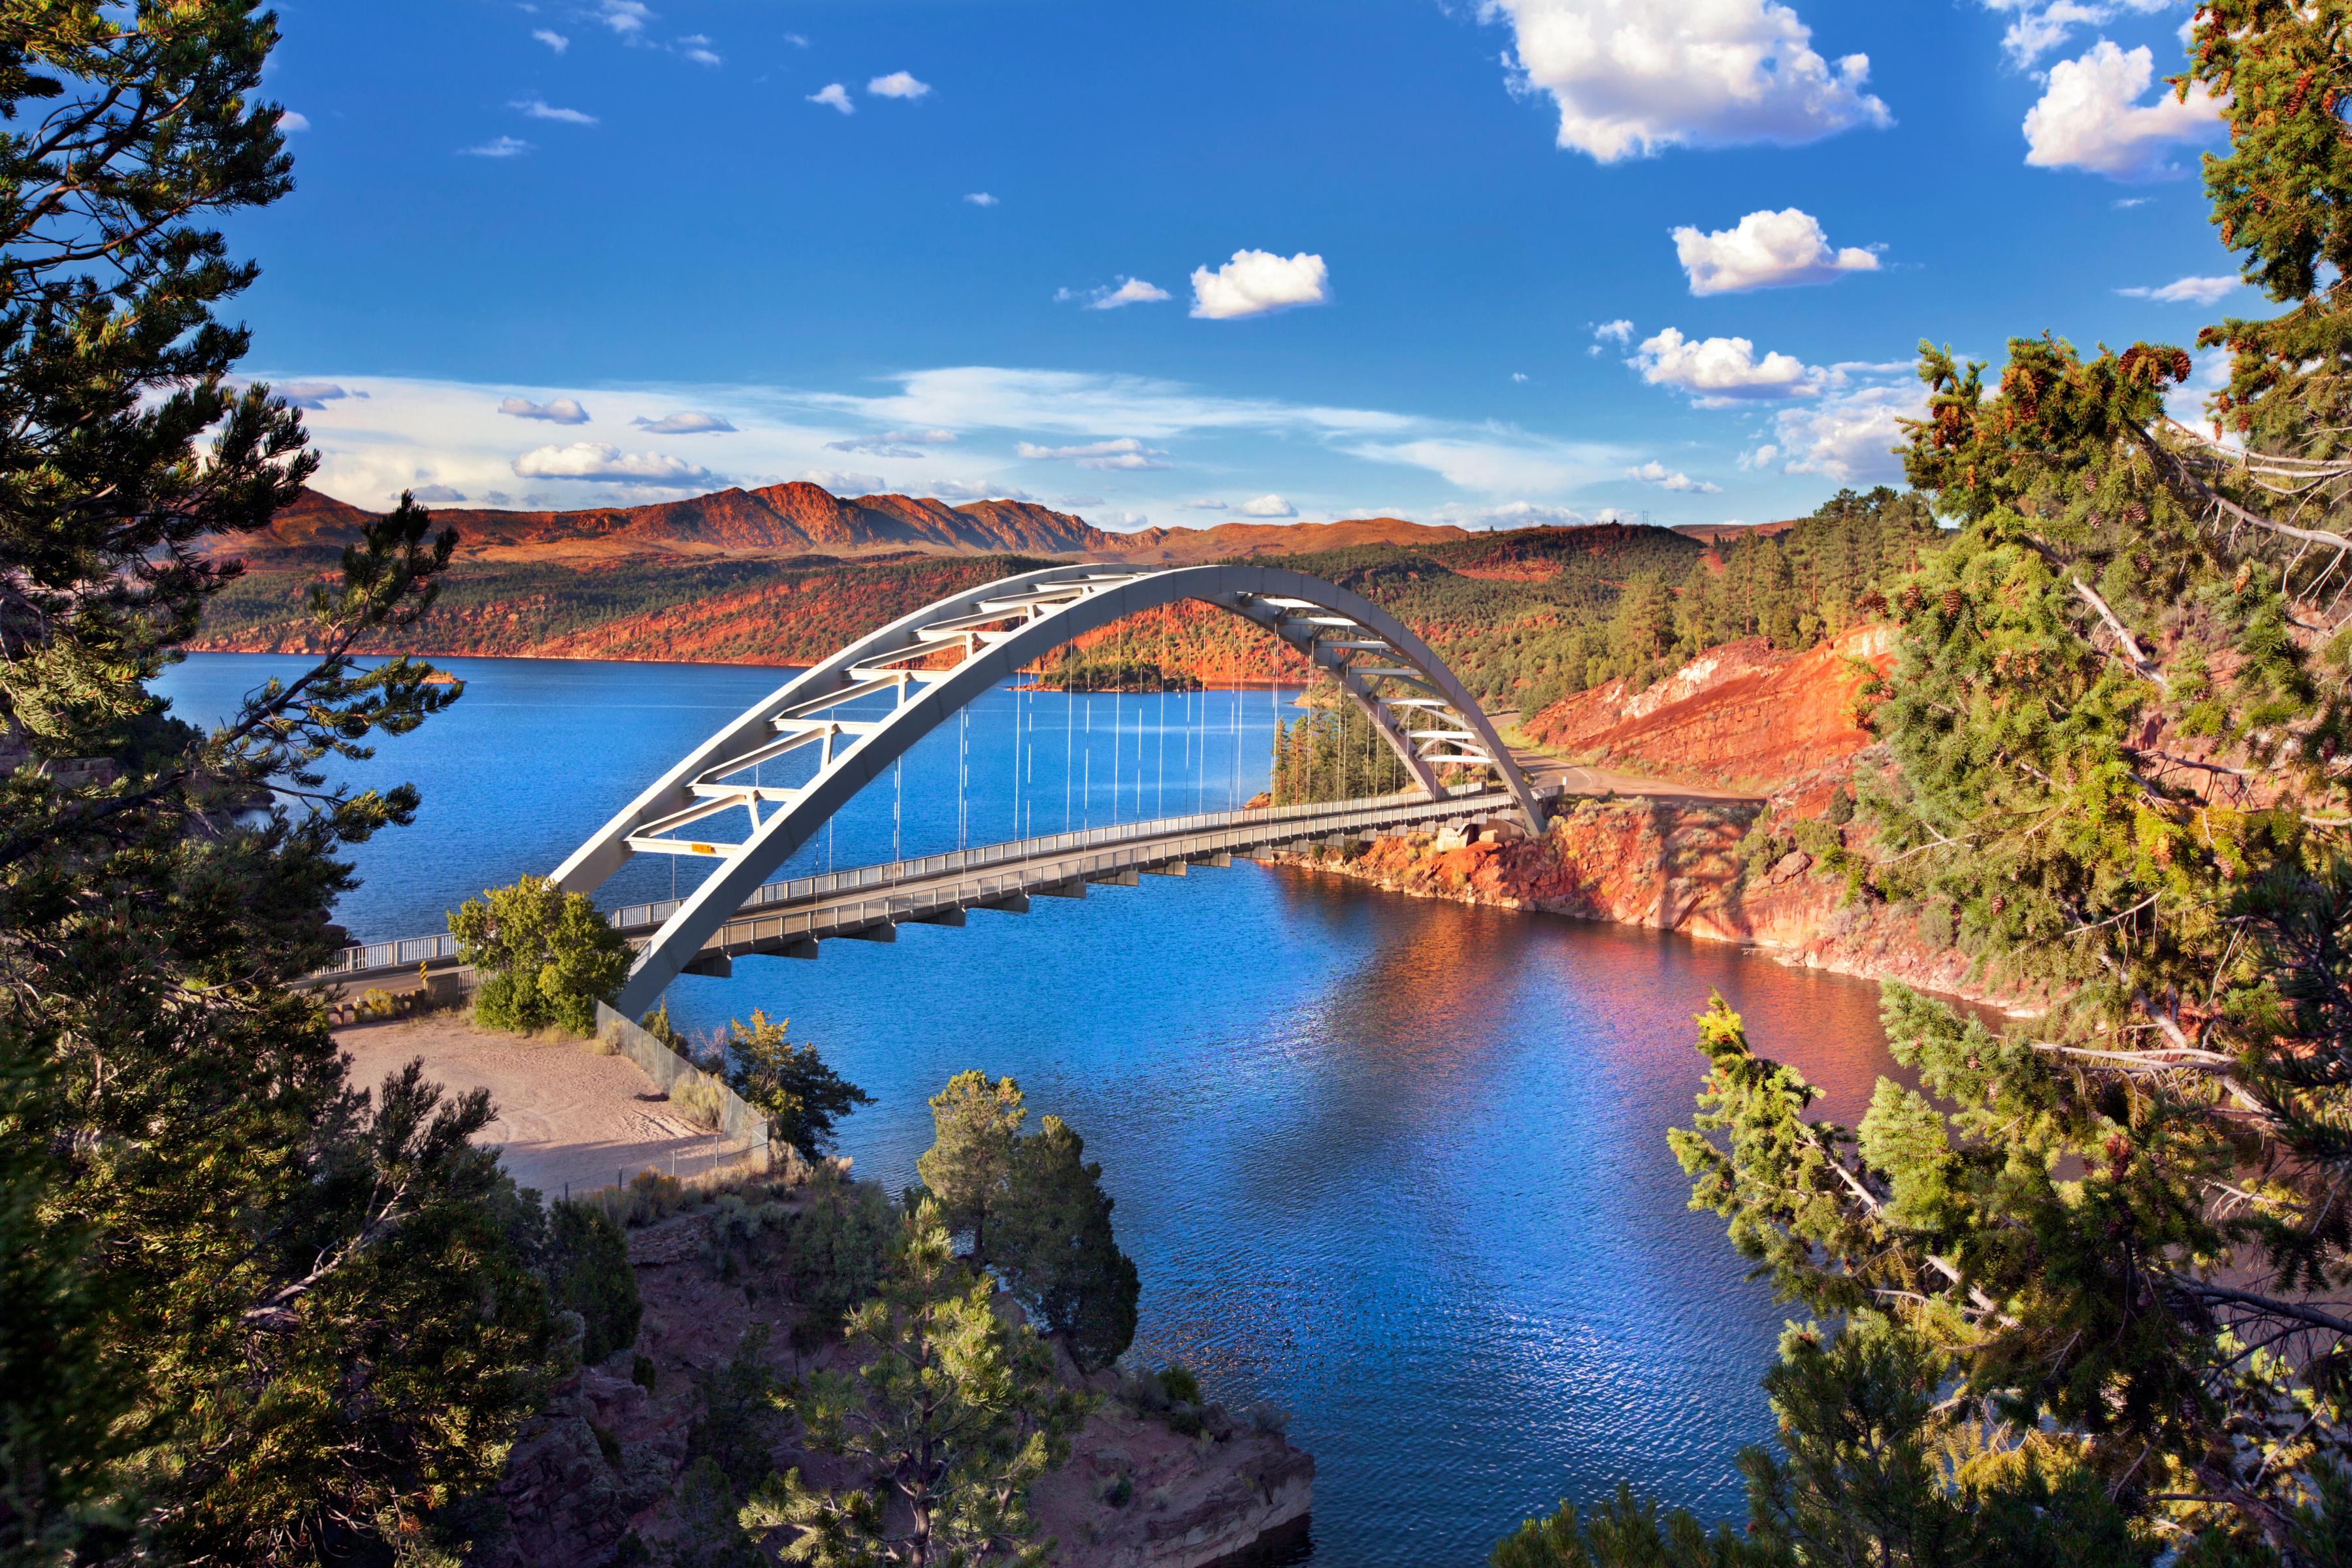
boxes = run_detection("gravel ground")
[338,1015,747,1198]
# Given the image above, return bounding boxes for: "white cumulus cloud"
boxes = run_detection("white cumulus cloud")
[809,83,853,114]
[1768,381,1925,483]
[1980,0,2174,68]
[964,192,999,206]
[1015,437,1169,471]
[2117,274,2238,305]
[2023,39,2223,181]
[1183,498,1230,510]
[632,410,736,434]
[532,28,569,52]
[498,395,591,425]
[1673,207,1878,294]
[599,1,649,36]
[1627,459,1722,493]
[1189,250,1330,319]
[1482,0,1891,162]
[1239,495,1297,517]
[278,110,310,133]
[1630,327,1822,405]
[514,443,712,485]
[868,71,932,100]
[512,97,596,125]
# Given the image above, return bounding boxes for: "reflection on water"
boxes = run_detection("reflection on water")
[156,655,1901,1566]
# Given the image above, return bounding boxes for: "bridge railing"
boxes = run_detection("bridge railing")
[314,783,1527,981]
[603,783,1503,936]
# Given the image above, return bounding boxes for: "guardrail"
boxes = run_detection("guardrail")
[593,1002,770,1162]
[312,785,1532,983]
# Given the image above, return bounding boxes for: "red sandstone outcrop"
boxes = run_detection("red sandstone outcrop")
[1526,624,1895,793]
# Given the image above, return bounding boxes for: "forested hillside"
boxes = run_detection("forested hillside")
[192,491,1942,713]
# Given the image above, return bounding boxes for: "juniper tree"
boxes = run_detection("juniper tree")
[0,6,554,1561]
[994,1115,1139,1373]
[1590,5,2352,1562]
[449,873,632,1036]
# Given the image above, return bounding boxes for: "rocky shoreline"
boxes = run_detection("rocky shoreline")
[1261,787,2036,1016]
[478,1201,1312,1568]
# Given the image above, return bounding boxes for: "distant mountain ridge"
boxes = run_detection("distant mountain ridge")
[250,482,1121,561]
[247,485,1501,566]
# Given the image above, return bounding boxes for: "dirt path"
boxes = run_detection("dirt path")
[338,1016,747,1198]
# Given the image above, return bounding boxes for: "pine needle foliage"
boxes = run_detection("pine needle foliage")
[743,1202,1085,1568]
[0,8,561,1561]
[1585,7,2352,1563]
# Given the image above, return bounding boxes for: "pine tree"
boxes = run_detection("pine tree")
[744,1203,1085,1568]
[0,7,555,1562]
[915,1071,1026,1264]
[1627,4,2352,1558]
[718,1011,874,1165]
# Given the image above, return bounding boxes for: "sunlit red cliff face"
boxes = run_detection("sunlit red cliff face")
[1282,625,2031,1007]
[1524,624,1896,794]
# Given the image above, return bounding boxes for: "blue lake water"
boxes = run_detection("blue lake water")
[157,653,1901,1568]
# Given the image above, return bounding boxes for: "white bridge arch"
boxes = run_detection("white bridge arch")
[550,562,1546,1014]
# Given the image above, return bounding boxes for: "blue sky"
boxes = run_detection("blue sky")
[244,0,2242,531]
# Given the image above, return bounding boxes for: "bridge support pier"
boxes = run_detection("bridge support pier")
[1141,861,1186,877]
[774,938,820,960]
[974,893,1031,915]
[1035,880,1087,900]
[681,951,732,978]
[1088,868,1140,888]
[905,908,967,927]
[1186,852,1232,869]
[839,923,896,943]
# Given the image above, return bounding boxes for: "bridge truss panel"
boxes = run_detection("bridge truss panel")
[547,561,1546,1013]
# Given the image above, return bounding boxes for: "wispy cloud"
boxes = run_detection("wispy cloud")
[827,427,958,458]
[498,395,591,424]
[2117,274,2239,305]
[808,83,853,114]
[532,28,568,52]
[632,410,737,434]
[459,135,532,159]
[1057,277,1171,310]
[1015,437,1169,470]
[512,97,596,125]
[598,1,649,37]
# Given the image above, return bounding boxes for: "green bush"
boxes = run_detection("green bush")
[784,1175,891,1343]
[547,1200,642,1362]
[1157,1365,1201,1406]
[448,875,631,1036]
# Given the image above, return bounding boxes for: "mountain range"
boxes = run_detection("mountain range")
[242,484,1769,568]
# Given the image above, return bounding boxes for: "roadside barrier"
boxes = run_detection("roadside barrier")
[593,1002,772,1167]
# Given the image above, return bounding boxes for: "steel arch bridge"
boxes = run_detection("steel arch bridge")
[547,562,1545,1015]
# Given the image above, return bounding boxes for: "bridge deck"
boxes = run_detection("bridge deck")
[311,785,1540,988]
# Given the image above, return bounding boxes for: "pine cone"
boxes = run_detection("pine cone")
[1900,583,1923,612]
[1989,894,2006,915]
[2125,502,2149,525]
[1941,587,1964,616]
